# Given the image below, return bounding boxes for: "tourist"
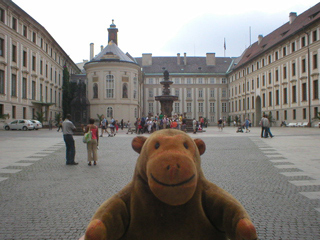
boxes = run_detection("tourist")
[62,114,78,165]
[84,118,99,166]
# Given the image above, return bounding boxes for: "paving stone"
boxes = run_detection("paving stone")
[0,128,319,239]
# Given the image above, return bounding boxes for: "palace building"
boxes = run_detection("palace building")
[1,0,320,127]
[0,0,80,124]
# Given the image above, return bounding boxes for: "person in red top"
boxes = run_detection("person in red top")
[170,120,178,129]
[85,118,99,166]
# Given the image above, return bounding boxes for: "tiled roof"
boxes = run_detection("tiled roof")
[135,56,233,75]
[235,2,320,69]
[91,41,138,64]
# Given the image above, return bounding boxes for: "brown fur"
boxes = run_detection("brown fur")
[85,129,257,240]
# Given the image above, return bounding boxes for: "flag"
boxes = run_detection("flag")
[224,38,226,50]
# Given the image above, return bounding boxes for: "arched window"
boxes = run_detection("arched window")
[106,75,114,98]
[93,83,98,98]
[107,107,113,118]
[122,83,128,98]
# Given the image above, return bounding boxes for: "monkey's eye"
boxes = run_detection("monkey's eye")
[155,142,160,149]
[183,142,188,149]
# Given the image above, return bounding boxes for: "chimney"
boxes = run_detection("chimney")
[142,53,152,66]
[289,12,297,24]
[184,53,187,65]
[90,43,94,60]
[206,53,216,66]
[177,53,181,65]
[101,45,103,51]
[258,35,263,45]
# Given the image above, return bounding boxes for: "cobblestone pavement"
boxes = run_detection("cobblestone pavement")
[0,126,319,239]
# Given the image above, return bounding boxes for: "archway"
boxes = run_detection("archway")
[255,96,262,126]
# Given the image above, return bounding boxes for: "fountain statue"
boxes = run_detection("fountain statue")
[155,71,178,117]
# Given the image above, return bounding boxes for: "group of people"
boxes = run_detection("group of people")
[61,114,211,166]
[61,114,100,166]
[133,114,200,134]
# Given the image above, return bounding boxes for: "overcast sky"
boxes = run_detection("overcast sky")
[13,0,319,64]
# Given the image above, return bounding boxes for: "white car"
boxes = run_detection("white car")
[30,120,42,130]
[4,119,34,131]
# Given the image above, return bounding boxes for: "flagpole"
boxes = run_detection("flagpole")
[224,38,226,57]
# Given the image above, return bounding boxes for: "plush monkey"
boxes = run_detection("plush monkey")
[84,129,257,240]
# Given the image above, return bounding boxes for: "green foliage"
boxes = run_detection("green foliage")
[55,113,62,124]
[234,116,240,125]
[35,112,45,123]
[0,113,9,119]
[227,116,232,126]
[97,114,103,123]
[62,66,78,119]
[265,111,276,126]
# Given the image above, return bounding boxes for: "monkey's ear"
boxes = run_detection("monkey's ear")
[132,136,147,154]
[194,138,206,155]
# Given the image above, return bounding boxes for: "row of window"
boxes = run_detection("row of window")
[147,88,228,98]
[92,75,138,99]
[230,80,319,112]
[147,102,227,116]
[0,7,63,65]
[147,77,227,85]
[0,38,63,86]
[230,54,318,97]
[0,69,61,106]
[230,30,318,81]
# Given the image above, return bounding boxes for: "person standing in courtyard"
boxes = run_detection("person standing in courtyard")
[192,118,197,134]
[218,118,223,131]
[84,118,99,166]
[62,114,78,165]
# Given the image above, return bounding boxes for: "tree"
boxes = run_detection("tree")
[97,114,103,123]
[227,116,232,126]
[35,111,45,123]
[55,112,62,125]
[62,66,70,119]
[266,111,276,126]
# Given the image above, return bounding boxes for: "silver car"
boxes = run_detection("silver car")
[4,119,34,131]
[30,120,42,130]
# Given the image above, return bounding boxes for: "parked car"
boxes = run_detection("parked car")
[30,120,42,130]
[3,119,34,130]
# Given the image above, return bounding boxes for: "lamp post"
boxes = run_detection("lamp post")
[306,31,312,127]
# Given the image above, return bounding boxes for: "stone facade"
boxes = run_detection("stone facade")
[0,0,80,125]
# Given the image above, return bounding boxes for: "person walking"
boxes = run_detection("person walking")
[260,115,268,138]
[126,120,132,134]
[84,118,99,166]
[57,118,63,132]
[100,115,108,137]
[120,119,124,130]
[49,118,53,130]
[245,118,250,133]
[264,115,274,138]
[62,114,78,165]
